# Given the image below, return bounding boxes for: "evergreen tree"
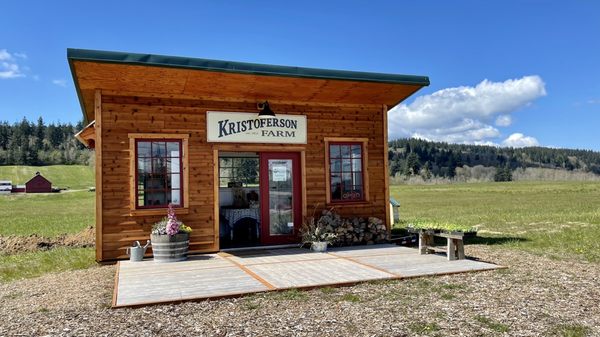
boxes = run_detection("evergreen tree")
[404,152,421,175]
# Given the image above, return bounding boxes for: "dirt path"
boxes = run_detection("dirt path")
[0,245,598,336]
[0,226,95,254]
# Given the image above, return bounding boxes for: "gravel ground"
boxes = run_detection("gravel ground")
[0,245,599,337]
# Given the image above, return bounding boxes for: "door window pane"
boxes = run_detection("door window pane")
[268,159,294,236]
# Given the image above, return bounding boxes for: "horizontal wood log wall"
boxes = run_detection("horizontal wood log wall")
[99,94,387,261]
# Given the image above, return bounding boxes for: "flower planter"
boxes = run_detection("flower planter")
[150,233,189,262]
[311,241,328,252]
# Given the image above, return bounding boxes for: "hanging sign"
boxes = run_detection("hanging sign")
[207,111,307,144]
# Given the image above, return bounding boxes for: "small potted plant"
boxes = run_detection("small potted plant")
[150,203,193,262]
[300,211,337,252]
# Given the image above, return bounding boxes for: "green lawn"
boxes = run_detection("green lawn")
[391,181,600,262]
[0,190,95,237]
[0,247,95,282]
[0,165,94,189]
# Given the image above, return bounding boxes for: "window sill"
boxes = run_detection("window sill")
[129,208,189,217]
[326,200,370,206]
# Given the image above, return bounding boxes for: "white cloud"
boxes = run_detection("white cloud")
[388,75,546,144]
[52,79,67,87]
[0,49,26,79]
[501,133,539,148]
[495,114,512,127]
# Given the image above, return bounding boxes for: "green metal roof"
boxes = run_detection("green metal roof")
[67,48,430,86]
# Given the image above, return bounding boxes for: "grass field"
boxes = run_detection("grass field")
[0,190,95,237]
[0,165,94,189]
[391,181,600,262]
[0,247,95,282]
[1,177,599,283]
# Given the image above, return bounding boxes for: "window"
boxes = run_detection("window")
[219,157,259,187]
[135,139,183,208]
[328,142,365,202]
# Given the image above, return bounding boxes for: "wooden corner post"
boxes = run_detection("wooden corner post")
[383,104,391,233]
[94,89,103,262]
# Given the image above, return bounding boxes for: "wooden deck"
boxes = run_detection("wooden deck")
[113,244,502,308]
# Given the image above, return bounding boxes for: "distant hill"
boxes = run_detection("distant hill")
[389,138,600,180]
[0,165,94,189]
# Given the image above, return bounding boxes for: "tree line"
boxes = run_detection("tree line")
[0,117,92,166]
[389,138,600,181]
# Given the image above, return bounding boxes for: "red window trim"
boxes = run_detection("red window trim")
[328,141,365,203]
[134,138,184,209]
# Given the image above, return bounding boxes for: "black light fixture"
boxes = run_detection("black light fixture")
[257,101,276,119]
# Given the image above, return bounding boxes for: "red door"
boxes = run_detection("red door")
[259,152,302,245]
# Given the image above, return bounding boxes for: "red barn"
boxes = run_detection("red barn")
[25,172,52,193]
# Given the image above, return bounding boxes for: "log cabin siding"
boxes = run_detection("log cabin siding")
[99,94,387,261]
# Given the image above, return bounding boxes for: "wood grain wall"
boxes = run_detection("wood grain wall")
[98,93,387,261]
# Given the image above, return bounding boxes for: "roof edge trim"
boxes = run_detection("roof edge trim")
[67,48,430,86]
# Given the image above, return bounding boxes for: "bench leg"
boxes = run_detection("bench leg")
[419,233,432,255]
[456,240,465,260]
[447,238,456,260]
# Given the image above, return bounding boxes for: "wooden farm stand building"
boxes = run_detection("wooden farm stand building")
[69,49,429,262]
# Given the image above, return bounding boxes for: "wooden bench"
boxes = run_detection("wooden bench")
[418,231,465,260]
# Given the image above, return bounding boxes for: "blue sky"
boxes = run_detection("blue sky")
[0,1,599,149]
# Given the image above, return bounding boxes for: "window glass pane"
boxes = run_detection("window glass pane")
[353,172,362,186]
[342,173,352,191]
[138,158,151,174]
[166,142,180,157]
[342,158,352,172]
[341,145,351,158]
[219,178,231,187]
[220,167,233,178]
[330,159,341,172]
[137,142,151,157]
[138,173,147,186]
[351,186,363,200]
[330,174,342,200]
[145,191,167,206]
[155,142,168,157]
[220,157,232,167]
[330,145,341,159]
[167,174,181,189]
[152,158,166,174]
[236,158,259,185]
[170,189,181,205]
[138,191,145,207]
[351,145,362,158]
[352,158,362,172]
[146,175,166,189]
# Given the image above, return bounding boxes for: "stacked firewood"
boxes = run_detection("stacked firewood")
[318,209,389,246]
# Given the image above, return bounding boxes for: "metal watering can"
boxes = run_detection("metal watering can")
[126,240,151,262]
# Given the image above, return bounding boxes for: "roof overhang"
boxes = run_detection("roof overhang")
[68,48,430,123]
[74,120,96,149]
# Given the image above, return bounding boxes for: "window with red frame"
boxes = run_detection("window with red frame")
[135,140,183,208]
[329,142,364,202]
